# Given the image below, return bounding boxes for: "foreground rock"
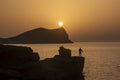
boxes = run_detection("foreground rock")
[41,56,85,80]
[0,27,73,44]
[0,45,85,80]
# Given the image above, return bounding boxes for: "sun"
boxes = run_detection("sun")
[58,21,63,27]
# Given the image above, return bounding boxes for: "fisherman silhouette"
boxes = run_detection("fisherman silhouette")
[79,48,83,56]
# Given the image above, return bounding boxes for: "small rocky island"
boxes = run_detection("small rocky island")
[0,45,85,80]
[0,27,73,44]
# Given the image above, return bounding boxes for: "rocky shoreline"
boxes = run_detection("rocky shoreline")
[0,45,85,80]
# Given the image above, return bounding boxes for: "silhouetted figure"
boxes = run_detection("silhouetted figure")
[79,48,83,56]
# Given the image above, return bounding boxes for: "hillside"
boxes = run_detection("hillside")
[0,27,73,44]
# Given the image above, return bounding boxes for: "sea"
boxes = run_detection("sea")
[14,42,120,80]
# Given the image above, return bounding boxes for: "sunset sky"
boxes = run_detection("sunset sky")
[0,0,120,41]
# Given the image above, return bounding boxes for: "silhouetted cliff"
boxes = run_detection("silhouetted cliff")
[0,27,73,44]
[0,45,85,80]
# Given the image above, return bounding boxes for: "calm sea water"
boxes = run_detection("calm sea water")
[15,42,120,80]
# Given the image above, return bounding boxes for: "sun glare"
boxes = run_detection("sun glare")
[58,21,63,27]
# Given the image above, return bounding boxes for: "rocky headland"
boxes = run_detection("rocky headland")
[0,27,73,44]
[0,45,85,80]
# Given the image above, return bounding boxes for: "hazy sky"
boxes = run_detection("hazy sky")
[0,0,120,41]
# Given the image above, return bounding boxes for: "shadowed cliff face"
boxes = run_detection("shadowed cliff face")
[0,27,73,44]
[0,28,72,44]
[0,45,85,80]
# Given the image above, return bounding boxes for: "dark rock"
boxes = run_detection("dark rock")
[40,46,85,80]
[0,45,85,80]
[0,45,40,67]
[0,27,73,44]
[40,56,85,80]
[0,45,41,80]
[59,46,71,57]
[0,68,24,80]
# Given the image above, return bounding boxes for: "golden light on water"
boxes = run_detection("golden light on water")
[58,21,63,27]
[0,0,120,41]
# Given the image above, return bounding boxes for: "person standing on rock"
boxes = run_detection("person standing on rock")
[79,48,83,56]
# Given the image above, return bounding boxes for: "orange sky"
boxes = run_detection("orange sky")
[0,0,120,41]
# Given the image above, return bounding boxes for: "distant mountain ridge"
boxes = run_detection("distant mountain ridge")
[0,27,73,44]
